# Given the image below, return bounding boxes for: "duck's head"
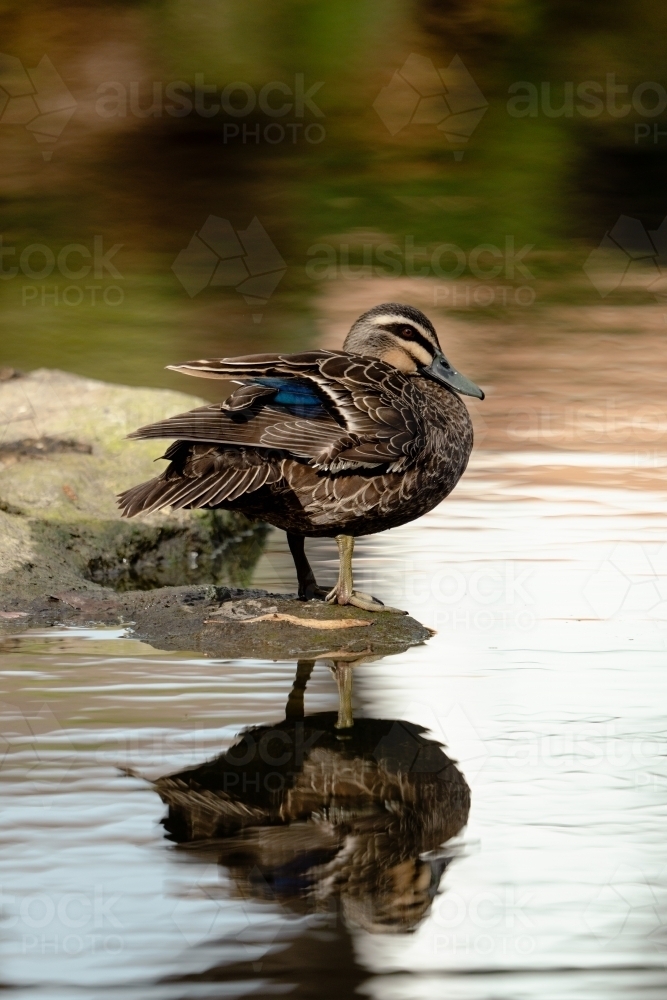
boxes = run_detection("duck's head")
[343,302,484,399]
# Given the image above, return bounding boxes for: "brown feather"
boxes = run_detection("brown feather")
[119,348,474,537]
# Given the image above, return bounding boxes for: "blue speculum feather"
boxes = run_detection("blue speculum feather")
[251,377,328,417]
[253,377,323,406]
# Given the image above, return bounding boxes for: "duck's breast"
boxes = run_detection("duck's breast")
[268,381,474,536]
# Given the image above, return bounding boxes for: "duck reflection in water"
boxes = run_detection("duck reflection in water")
[155,659,470,934]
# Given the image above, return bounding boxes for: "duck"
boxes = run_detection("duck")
[118,303,483,612]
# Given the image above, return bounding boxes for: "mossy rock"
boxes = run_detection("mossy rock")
[0,369,267,600]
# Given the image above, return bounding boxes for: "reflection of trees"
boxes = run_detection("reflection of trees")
[155,659,470,934]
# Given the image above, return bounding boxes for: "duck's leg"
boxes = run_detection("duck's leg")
[326,534,406,614]
[287,533,328,600]
[285,659,315,719]
[332,661,354,729]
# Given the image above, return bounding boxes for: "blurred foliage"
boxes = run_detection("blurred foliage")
[0,0,666,388]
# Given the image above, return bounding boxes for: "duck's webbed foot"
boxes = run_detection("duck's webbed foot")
[325,586,405,614]
[325,534,407,614]
[349,590,406,614]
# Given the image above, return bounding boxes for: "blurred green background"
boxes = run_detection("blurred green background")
[1,0,666,397]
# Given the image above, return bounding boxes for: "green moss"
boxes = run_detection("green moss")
[0,371,268,601]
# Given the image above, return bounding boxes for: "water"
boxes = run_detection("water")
[3,1,667,388]
[3,1,667,994]
[2,450,667,998]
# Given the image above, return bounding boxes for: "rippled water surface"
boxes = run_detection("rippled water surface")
[3,451,667,999]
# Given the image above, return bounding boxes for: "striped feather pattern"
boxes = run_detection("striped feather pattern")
[129,352,426,467]
[118,444,281,518]
[119,345,474,535]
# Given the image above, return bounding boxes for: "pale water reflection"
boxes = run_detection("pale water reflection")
[1,450,667,998]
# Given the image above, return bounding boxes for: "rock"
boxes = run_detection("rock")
[0,586,433,661]
[0,369,267,601]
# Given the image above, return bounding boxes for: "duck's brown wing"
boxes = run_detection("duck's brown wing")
[126,402,344,461]
[160,351,425,470]
[118,351,427,517]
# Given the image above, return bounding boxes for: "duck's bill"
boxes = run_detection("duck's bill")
[424,352,485,399]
